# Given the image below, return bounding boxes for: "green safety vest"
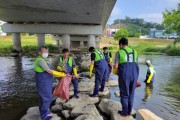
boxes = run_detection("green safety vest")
[94,50,104,62]
[34,56,45,73]
[147,65,155,74]
[59,56,73,67]
[118,47,137,64]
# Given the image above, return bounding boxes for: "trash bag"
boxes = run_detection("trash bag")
[53,76,72,100]
[136,80,141,88]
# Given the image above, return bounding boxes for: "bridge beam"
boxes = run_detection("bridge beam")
[3,23,102,35]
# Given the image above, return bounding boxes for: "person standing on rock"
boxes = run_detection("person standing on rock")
[57,48,79,98]
[103,47,113,81]
[89,46,109,97]
[113,37,139,116]
[34,46,66,120]
[144,60,156,85]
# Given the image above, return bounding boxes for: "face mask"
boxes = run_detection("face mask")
[42,53,48,58]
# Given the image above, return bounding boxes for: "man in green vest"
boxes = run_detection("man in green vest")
[103,47,113,80]
[34,46,66,120]
[144,60,156,84]
[113,37,139,116]
[89,47,109,97]
[57,48,79,98]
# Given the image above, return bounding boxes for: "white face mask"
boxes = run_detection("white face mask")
[42,53,48,58]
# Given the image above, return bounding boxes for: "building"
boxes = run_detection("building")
[149,28,179,39]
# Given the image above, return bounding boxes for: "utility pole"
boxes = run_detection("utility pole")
[119,18,120,29]
[140,27,141,36]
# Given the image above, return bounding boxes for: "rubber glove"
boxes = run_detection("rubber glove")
[52,70,66,77]
[109,58,113,63]
[113,68,118,75]
[57,66,63,71]
[147,74,153,83]
[89,64,94,78]
[73,68,78,77]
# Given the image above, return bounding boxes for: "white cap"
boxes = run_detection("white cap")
[146,60,151,65]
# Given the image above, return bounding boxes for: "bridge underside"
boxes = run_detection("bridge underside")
[0,0,116,50]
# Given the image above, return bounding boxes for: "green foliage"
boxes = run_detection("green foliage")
[162,4,180,35]
[114,29,129,40]
[173,38,180,46]
[166,46,180,56]
[112,16,164,36]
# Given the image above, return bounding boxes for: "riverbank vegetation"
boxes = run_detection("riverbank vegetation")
[0,35,180,56]
[100,37,180,56]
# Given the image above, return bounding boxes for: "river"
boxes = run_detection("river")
[0,55,179,120]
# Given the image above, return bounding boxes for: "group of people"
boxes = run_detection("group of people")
[34,37,155,120]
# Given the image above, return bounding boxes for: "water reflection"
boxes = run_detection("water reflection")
[0,57,38,120]
[142,84,153,102]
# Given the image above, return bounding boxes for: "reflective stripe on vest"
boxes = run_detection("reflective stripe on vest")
[94,50,104,62]
[34,56,45,73]
[59,56,73,67]
[118,47,137,64]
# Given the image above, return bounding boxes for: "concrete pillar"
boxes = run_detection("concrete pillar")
[80,41,84,48]
[37,34,45,48]
[56,40,60,46]
[95,37,100,48]
[62,34,70,49]
[12,33,21,51]
[88,35,96,48]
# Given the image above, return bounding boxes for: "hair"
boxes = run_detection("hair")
[103,47,108,50]
[89,47,95,52]
[38,46,48,51]
[119,37,128,46]
[62,48,69,53]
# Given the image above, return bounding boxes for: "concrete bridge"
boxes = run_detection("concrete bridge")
[0,0,116,51]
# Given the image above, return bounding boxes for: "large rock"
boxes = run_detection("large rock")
[75,115,103,120]
[61,110,71,119]
[21,106,61,120]
[51,104,63,113]
[70,81,94,92]
[55,98,67,105]
[63,94,99,110]
[138,109,163,120]
[71,104,100,118]
[98,87,110,97]
[98,99,136,120]
[106,80,118,87]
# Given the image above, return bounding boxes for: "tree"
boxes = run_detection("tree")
[114,28,129,40]
[162,4,180,35]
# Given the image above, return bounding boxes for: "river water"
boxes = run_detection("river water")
[0,55,179,120]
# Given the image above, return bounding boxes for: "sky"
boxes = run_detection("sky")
[109,0,180,24]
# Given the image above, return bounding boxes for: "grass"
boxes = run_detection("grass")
[0,35,55,55]
[100,37,180,56]
[0,35,180,56]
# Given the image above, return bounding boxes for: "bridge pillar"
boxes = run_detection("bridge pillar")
[95,37,100,48]
[56,40,60,46]
[88,35,96,48]
[62,34,70,49]
[80,41,84,48]
[12,33,21,52]
[37,34,45,48]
